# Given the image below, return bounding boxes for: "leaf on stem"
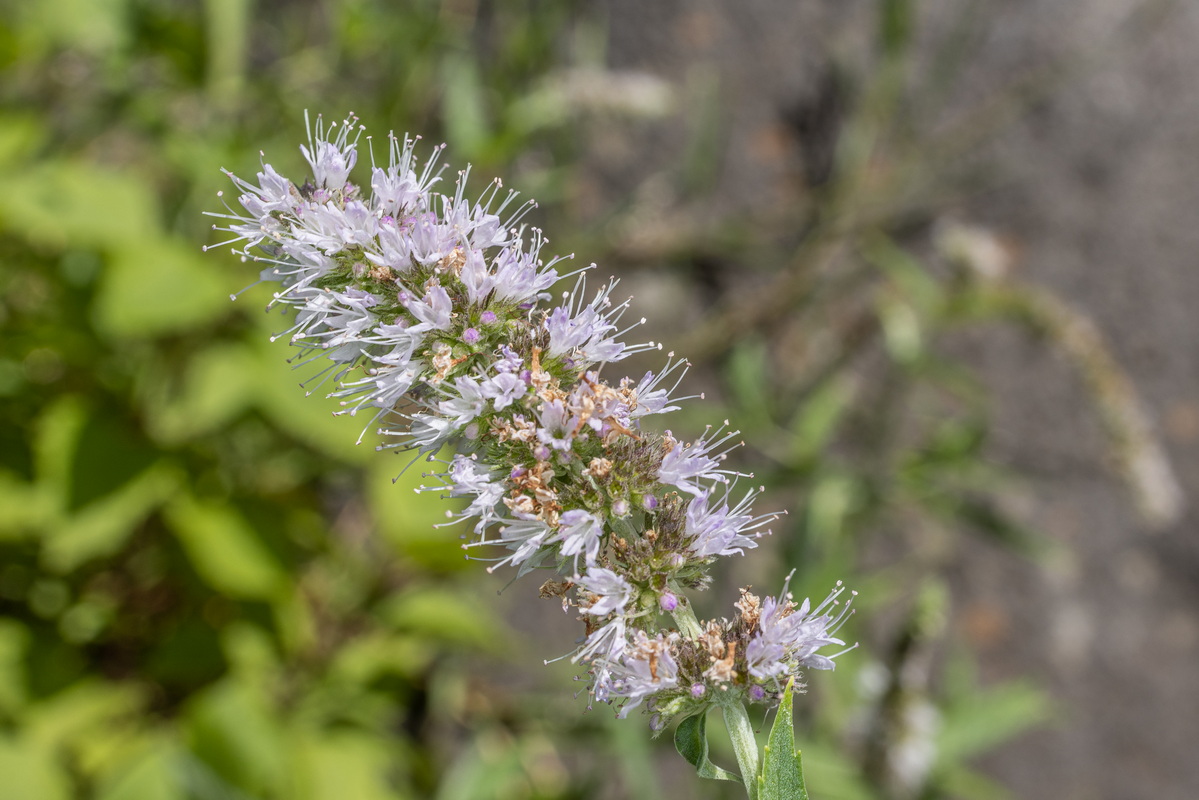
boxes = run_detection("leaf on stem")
[760,678,809,800]
[673,711,741,784]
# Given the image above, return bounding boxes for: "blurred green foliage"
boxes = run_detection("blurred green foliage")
[3,0,1148,798]
[0,1,648,798]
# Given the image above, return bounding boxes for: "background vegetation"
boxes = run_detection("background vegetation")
[0,2,1178,799]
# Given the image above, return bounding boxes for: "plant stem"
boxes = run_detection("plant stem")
[722,701,760,800]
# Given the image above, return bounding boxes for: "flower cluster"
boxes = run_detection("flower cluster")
[208,114,854,726]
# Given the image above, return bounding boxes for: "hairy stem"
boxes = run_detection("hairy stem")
[722,701,760,800]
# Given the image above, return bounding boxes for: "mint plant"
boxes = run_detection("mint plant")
[208,114,855,795]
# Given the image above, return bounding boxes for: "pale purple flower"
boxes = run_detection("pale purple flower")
[211,118,855,729]
[746,579,854,680]
[658,440,719,496]
[301,138,356,189]
[557,509,603,568]
[489,235,562,303]
[542,277,648,364]
[577,568,634,617]
[627,357,693,419]
[367,217,416,272]
[481,371,527,411]
[439,376,487,426]
[405,413,457,452]
[600,631,680,718]
[476,518,553,574]
[492,345,522,374]
[447,455,505,532]
[401,284,453,331]
[536,399,575,451]
[684,487,773,558]
[657,425,740,496]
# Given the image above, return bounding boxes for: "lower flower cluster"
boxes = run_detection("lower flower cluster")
[208,114,854,726]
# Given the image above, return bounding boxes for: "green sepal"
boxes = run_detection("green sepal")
[759,678,809,800]
[674,710,741,783]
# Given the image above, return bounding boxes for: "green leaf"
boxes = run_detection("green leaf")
[185,679,284,795]
[727,339,772,424]
[0,162,157,252]
[0,620,30,715]
[67,410,158,511]
[288,731,405,800]
[144,343,256,443]
[789,376,857,462]
[165,494,289,601]
[379,585,507,654]
[248,330,374,464]
[0,733,72,800]
[95,740,188,800]
[94,239,231,338]
[43,462,179,573]
[760,679,808,800]
[368,455,467,571]
[673,711,741,783]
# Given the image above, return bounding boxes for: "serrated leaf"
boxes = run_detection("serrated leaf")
[673,711,740,783]
[760,679,808,800]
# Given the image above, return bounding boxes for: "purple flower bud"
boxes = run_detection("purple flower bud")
[667,553,687,569]
[533,444,551,462]
[691,683,706,699]
[642,494,659,511]
[659,592,678,612]
[612,499,630,517]
[463,327,480,344]
[480,310,497,324]
[749,685,766,702]
[510,466,527,480]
